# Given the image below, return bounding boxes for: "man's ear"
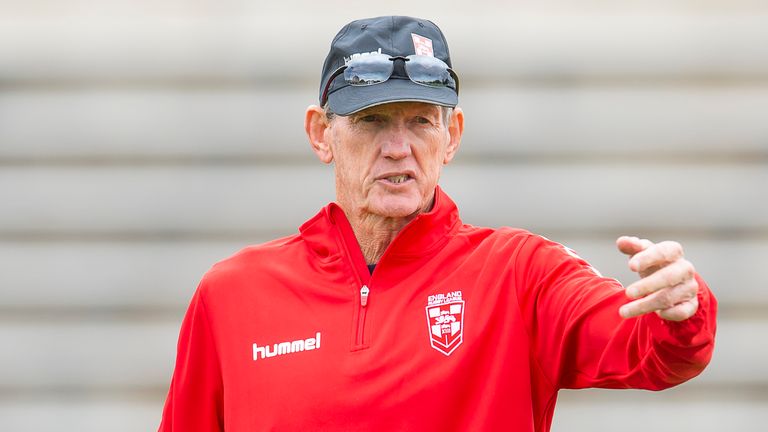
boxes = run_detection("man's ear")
[305,105,334,164]
[443,106,464,165]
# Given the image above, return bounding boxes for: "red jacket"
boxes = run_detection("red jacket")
[159,187,717,431]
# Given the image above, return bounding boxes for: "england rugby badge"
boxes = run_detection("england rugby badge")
[425,291,464,355]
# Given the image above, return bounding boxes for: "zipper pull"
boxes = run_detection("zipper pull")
[360,285,370,307]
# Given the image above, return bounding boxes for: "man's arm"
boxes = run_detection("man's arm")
[158,286,224,432]
[516,234,717,391]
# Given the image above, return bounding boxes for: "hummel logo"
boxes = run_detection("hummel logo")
[252,332,321,361]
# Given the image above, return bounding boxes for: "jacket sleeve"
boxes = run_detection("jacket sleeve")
[158,284,224,431]
[515,235,717,390]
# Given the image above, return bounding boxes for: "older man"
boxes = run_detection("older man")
[159,16,716,431]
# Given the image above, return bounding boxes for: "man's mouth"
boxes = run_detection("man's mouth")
[386,174,411,184]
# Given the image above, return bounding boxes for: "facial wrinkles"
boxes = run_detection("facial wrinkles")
[331,103,449,215]
[327,119,374,215]
[367,108,443,160]
[379,128,418,187]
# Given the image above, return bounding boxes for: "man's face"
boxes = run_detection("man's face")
[323,102,460,220]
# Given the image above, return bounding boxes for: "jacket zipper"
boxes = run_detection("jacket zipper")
[333,204,432,351]
[360,285,370,307]
[354,285,370,348]
[336,229,373,351]
[332,206,396,351]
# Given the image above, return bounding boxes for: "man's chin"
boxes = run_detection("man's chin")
[369,197,423,219]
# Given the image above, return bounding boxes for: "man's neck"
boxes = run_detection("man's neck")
[339,194,436,265]
[347,213,412,265]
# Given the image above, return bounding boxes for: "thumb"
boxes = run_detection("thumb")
[616,236,653,257]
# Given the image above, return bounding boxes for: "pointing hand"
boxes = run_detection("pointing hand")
[616,236,699,321]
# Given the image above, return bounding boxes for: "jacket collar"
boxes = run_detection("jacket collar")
[299,186,461,265]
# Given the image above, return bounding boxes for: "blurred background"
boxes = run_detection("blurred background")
[1,1,767,430]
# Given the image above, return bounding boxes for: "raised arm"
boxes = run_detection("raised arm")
[516,234,717,391]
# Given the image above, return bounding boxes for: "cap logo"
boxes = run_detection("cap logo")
[411,33,434,57]
[344,48,384,65]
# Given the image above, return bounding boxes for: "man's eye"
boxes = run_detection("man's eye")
[415,117,432,124]
[360,115,380,122]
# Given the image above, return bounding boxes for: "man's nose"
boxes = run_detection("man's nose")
[380,125,412,160]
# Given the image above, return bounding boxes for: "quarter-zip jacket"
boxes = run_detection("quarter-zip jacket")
[159,187,717,431]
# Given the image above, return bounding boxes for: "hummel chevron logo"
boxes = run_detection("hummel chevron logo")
[252,332,321,361]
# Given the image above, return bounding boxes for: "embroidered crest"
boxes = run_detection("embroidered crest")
[425,291,464,355]
[411,33,434,57]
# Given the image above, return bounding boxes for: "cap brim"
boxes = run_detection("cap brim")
[327,78,458,116]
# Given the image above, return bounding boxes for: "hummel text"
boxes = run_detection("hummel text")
[253,332,322,361]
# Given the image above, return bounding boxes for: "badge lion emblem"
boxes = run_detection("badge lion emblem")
[425,291,464,355]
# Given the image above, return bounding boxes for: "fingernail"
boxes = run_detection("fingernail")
[619,306,629,318]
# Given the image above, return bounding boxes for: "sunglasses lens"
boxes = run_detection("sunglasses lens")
[343,55,394,86]
[405,55,456,88]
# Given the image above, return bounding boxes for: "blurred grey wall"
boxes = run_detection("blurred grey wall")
[1,1,766,430]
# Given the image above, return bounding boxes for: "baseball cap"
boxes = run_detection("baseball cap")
[319,16,459,116]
